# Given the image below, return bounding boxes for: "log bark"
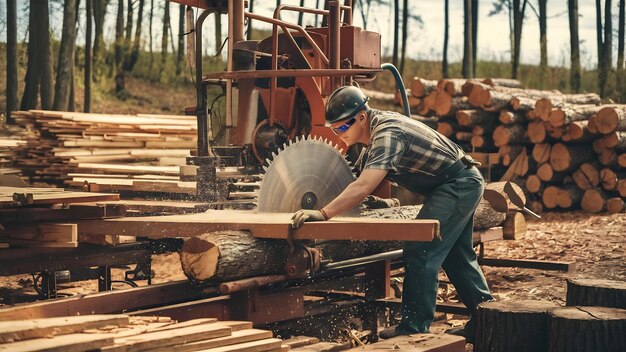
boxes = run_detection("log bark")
[581,188,608,213]
[532,143,551,164]
[499,110,526,125]
[475,300,560,352]
[555,184,584,209]
[410,77,438,97]
[526,175,543,194]
[542,186,560,209]
[482,90,515,111]
[547,306,626,352]
[456,110,498,127]
[566,278,626,308]
[568,120,599,142]
[607,197,626,213]
[547,104,603,127]
[439,96,472,118]
[481,78,523,88]
[536,97,601,124]
[600,168,626,191]
[549,143,596,172]
[437,78,467,96]
[572,163,600,190]
[510,96,537,112]
[595,106,626,134]
[493,124,527,147]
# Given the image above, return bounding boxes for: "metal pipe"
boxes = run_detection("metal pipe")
[329,1,341,89]
[203,68,380,80]
[321,249,403,271]
[342,0,352,25]
[381,63,410,117]
[195,9,214,157]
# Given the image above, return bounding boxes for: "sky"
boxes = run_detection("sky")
[0,0,622,70]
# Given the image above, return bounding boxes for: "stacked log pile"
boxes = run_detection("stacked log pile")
[10,110,197,191]
[395,77,624,213]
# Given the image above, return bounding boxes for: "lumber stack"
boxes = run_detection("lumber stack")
[394,77,624,213]
[0,124,31,177]
[10,110,197,188]
[0,314,290,351]
[0,184,124,248]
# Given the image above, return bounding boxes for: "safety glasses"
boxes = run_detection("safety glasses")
[330,118,356,135]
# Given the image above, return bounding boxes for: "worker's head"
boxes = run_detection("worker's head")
[325,86,371,146]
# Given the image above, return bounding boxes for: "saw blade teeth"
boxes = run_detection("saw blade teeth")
[271,152,278,159]
[265,158,271,166]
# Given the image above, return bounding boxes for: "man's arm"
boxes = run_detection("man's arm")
[322,168,389,218]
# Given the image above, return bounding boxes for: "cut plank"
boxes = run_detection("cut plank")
[345,334,465,351]
[0,315,129,343]
[148,329,274,352]
[76,210,439,242]
[199,338,283,352]
[0,333,114,352]
[0,223,77,243]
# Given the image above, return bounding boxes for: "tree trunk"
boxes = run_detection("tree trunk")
[550,143,596,172]
[569,121,599,141]
[569,0,582,92]
[410,77,438,98]
[6,0,18,123]
[399,0,408,75]
[581,188,608,213]
[618,0,625,71]
[539,0,547,87]
[462,0,473,78]
[471,0,478,75]
[475,300,560,352]
[572,163,601,190]
[127,0,144,71]
[21,0,44,110]
[176,3,185,76]
[595,106,626,133]
[248,0,254,38]
[149,0,154,72]
[215,12,221,56]
[85,0,93,112]
[483,181,526,213]
[547,104,605,128]
[511,0,526,79]
[535,93,602,121]
[503,211,526,240]
[456,110,498,127]
[161,1,170,73]
[53,0,78,111]
[392,0,399,67]
[547,306,626,352]
[566,279,626,308]
[39,1,54,110]
[93,0,110,80]
[442,0,449,78]
[125,0,133,41]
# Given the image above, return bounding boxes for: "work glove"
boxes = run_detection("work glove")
[291,209,326,228]
[362,195,401,209]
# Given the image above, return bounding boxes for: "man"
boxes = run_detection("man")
[291,86,493,342]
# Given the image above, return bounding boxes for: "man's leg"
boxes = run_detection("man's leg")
[397,184,477,333]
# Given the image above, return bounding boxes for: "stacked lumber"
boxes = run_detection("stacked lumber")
[0,124,30,177]
[0,184,123,248]
[0,314,289,351]
[10,110,197,188]
[393,77,624,213]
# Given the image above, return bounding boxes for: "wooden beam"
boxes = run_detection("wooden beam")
[76,210,439,242]
[0,333,114,352]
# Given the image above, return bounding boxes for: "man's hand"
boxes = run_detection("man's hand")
[291,209,326,228]
[362,195,401,209]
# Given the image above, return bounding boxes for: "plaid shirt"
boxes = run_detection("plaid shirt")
[356,109,464,178]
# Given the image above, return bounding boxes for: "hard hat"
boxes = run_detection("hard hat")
[325,86,370,124]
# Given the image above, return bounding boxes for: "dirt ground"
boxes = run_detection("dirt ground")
[0,211,624,349]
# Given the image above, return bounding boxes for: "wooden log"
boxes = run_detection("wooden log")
[499,145,525,167]
[527,121,549,143]
[528,200,544,214]
[475,300,560,352]
[568,120,599,142]
[537,163,568,183]
[419,91,438,115]
[600,131,626,150]
[482,78,523,88]
[510,96,538,112]
[545,104,603,127]
[588,114,599,133]
[456,110,498,127]
[434,91,453,116]
[620,153,626,168]
[619,179,626,197]
[581,188,608,213]
[455,131,473,142]
[549,143,596,173]
[607,197,626,213]
[499,110,526,125]
[572,163,601,190]
[547,306,626,352]
[542,186,560,209]
[410,77,438,98]
[600,168,626,191]
[599,149,618,166]
[526,174,543,194]
[593,138,607,153]
[436,120,459,138]
[441,96,473,118]
[566,279,626,309]
[532,143,551,164]
[483,181,526,212]
[470,135,494,149]
[555,184,584,209]
[595,106,626,134]
[472,122,497,136]
[514,149,535,177]
[493,124,527,147]
[545,124,566,139]
[503,212,526,240]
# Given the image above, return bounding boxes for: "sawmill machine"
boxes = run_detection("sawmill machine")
[173,0,392,202]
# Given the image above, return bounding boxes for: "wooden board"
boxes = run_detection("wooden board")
[148,329,274,352]
[0,187,119,207]
[0,333,114,352]
[345,333,466,351]
[76,210,440,242]
[0,315,129,343]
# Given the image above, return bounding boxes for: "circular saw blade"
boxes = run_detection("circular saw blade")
[257,136,358,215]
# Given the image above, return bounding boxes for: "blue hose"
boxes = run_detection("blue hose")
[381,63,410,117]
